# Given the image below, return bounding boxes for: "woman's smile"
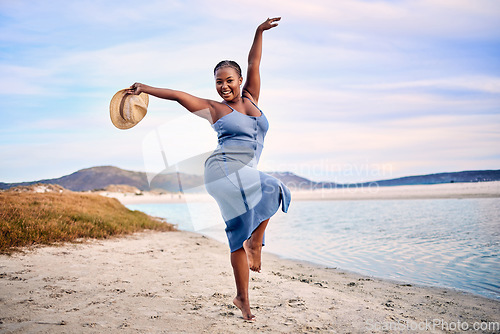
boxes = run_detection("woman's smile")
[215,67,242,101]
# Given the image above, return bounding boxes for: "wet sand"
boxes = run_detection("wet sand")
[1,230,499,333]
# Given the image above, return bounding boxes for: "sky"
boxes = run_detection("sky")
[1,0,499,184]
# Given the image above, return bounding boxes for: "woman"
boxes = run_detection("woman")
[127,17,290,321]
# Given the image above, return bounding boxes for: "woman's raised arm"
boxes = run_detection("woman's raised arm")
[127,83,215,120]
[242,17,280,103]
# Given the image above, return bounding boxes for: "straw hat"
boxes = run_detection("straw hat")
[110,89,149,129]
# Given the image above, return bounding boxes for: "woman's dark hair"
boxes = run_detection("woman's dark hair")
[214,60,242,78]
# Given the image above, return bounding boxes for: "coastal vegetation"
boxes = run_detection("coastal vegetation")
[0,187,174,253]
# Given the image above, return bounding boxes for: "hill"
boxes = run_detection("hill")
[0,166,204,192]
[1,166,499,192]
[355,170,500,187]
[269,170,500,189]
[0,166,146,192]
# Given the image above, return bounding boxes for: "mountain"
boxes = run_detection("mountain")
[269,170,500,189]
[0,166,204,192]
[354,170,500,187]
[1,166,499,192]
[267,171,326,190]
[0,166,148,192]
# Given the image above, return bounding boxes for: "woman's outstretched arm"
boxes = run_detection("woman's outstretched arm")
[242,17,280,104]
[127,83,215,120]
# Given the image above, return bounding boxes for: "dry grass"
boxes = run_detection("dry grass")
[0,191,175,253]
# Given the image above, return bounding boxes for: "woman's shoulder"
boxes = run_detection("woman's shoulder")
[208,100,234,124]
[242,91,258,105]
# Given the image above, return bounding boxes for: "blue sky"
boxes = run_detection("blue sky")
[1,0,499,184]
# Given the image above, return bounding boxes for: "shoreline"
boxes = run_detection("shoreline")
[99,181,500,205]
[103,182,500,303]
[0,231,500,333]
[1,230,499,333]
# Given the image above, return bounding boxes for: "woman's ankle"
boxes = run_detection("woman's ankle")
[248,236,262,249]
[235,293,249,302]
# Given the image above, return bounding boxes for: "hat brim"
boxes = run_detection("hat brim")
[110,89,149,130]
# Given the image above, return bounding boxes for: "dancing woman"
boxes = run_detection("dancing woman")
[128,17,290,320]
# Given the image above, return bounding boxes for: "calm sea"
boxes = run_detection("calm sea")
[127,197,500,300]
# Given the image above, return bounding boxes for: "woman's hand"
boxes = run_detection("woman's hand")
[127,82,145,95]
[258,17,281,32]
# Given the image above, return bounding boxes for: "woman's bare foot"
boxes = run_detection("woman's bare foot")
[243,238,262,272]
[233,296,255,321]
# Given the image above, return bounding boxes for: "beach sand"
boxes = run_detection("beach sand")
[101,181,500,205]
[1,230,499,333]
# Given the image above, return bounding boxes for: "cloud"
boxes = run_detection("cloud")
[347,76,500,94]
[0,0,499,183]
[260,82,500,126]
[260,112,500,181]
[279,0,500,39]
[0,65,52,95]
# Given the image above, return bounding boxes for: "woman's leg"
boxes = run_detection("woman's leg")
[231,248,255,320]
[243,218,270,272]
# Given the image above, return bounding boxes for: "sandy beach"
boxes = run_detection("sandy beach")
[1,229,499,333]
[1,182,499,333]
[101,181,500,205]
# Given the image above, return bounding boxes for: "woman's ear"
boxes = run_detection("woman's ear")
[239,77,243,85]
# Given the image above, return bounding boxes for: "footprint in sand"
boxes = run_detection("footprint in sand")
[219,311,235,317]
[288,298,306,308]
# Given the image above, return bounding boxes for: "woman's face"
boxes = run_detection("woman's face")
[215,67,243,102]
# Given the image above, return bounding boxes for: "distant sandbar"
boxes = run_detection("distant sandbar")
[100,181,500,205]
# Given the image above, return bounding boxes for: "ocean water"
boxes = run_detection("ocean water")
[127,197,500,300]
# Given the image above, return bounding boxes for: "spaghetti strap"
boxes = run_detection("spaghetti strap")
[242,96,263,113]
[223,101,235,111]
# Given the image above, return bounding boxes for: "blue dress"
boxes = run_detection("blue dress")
[204,97,291,252]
